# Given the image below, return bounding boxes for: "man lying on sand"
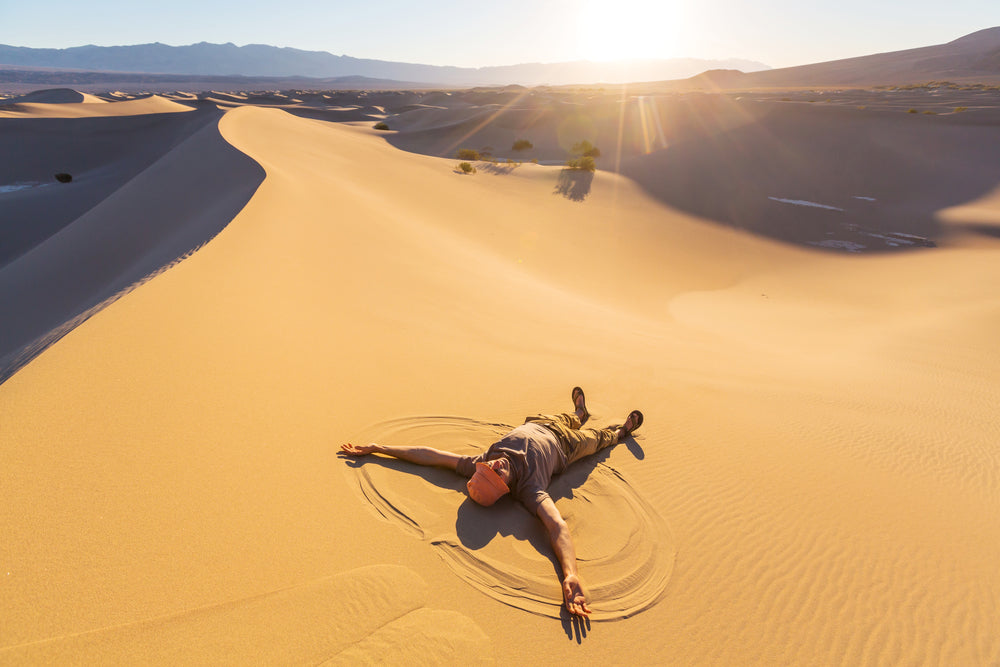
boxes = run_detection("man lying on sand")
[341,387,643,617]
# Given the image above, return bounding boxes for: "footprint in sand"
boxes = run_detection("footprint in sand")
[0,565,492,665]
[344,416,676,620]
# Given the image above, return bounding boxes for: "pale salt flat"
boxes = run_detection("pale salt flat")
[0,182,46,193]
[808,239,866,251]
[768,197,844,211]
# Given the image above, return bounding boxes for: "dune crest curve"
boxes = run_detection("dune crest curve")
[0,109,265,384]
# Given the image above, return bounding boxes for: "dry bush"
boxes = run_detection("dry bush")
[571,140,601,158]
[566,156,596,172]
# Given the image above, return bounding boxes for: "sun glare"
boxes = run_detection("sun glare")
[577,0,683,62]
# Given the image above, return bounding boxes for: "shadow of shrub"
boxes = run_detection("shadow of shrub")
[554,169,594,201]
[478,162,520,175]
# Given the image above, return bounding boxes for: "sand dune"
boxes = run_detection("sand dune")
[0,101,264,382]
[1,87,999,665]
[3,87,106,104]
[0,92,194,118]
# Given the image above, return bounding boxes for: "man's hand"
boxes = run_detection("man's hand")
[341,442,378,456]
[562,573,592,617]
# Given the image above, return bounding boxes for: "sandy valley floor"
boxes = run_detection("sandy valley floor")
[1,86,999,665]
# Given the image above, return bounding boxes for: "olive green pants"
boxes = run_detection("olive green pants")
[524,413,618,465]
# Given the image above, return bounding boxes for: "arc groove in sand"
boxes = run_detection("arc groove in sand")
[344,415,675,620]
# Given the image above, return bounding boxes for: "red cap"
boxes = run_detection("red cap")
[467,461,510,506]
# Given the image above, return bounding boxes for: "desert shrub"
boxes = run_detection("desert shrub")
[907,108,918,113]
[458,162,476,174]
[566,156,596,172]
[530,158,539,164]
[954,106,968,112]
[512,139,533,151]
[571,140,600,158]
[373,122,389,130]
[923,110,937,115]
[456,148,480,160]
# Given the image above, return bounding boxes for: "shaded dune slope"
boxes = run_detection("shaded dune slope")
[619,102,1000,247]
[1,106,213,266]
[0,109,265,383]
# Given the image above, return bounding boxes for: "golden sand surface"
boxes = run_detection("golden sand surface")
[1,88,999,665]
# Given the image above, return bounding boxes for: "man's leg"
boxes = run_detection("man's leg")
[559,409,643,465]
[561,423,619,465]
[522,386,588,430]
[523,389,642,465]
[524,412,618,464]
[525,412,582,429]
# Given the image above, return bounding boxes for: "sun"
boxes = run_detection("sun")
[576,0,684,62]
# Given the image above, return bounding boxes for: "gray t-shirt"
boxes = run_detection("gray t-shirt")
[456,422,566,514]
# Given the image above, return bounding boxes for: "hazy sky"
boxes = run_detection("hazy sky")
[1,0,997,69]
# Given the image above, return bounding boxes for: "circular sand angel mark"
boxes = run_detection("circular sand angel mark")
[345,416,675,620]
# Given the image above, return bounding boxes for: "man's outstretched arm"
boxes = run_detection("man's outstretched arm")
[536,497,592,617]
[341,443,462,471]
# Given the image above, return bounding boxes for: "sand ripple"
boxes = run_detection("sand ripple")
[0,565,491,665]
[345,416,675,620]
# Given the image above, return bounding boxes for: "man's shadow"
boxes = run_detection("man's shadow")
[342,454,465,493]
[454,434,646,642]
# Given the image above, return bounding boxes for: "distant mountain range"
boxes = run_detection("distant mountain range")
[0,41,769,87]
[684,26,1000,88]
[3,28,999,92]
